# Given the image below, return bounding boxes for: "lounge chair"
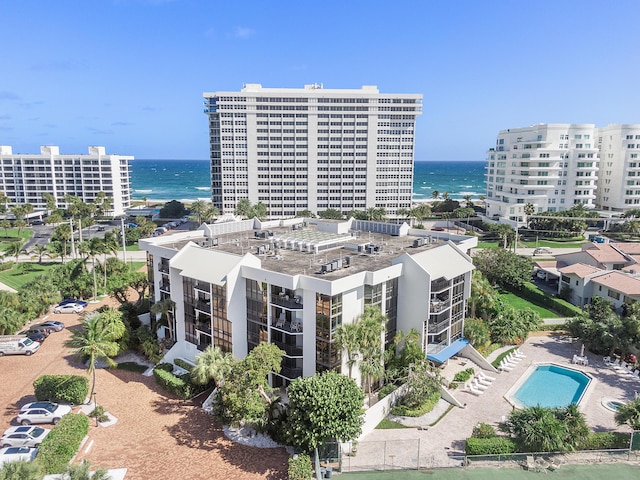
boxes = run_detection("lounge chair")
[475,375,491,386]
[478,371,496,382]
[514,348,526,358]
[603,356,612,365]
[472,379,489,390]
[465,382,483,396]
[499,361,514,372]
[523,455,536,471]
[506,353,521,363]
[610,358,622,369]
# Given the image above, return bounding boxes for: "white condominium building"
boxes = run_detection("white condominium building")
[0,145,133,216]
[485,124,598,222]
[596,124,640,211]
[140,218,476,389]
[203,84,422,218]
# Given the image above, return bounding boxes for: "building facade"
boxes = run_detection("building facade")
[485,124,598,222]
[596,124,640,211]
[140,218,476,388]
[203,84,422,219]
[0,145,133,216]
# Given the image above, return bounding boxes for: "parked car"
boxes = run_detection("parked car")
[0,446,38,466]
[533,247,553,255]
[0,336,40,356]
[58,298,88,308]
[17,402,71,425]
[20,331,46,343]
[536,269,547,279]
[96,225,106,232]
[21,325,51,337]
[1,426,50,448]
[29,220,45,226]
[34,320,65,332]
[54,304,84,314]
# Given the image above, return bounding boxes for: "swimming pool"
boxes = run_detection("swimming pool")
[508,364,591,408]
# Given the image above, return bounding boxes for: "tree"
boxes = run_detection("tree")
[149,296,174,335]
[615,398,640,430]
[3,241,24,263]
[334,322,360,379]
[30,244,49,264]
[189,199,207,224]
[253,201,268,220]
[66,310,125,400]
[190,345,234,387]
[384,329,423,384]
[0,459,43,480]
[473,248,533,290]
[357,306,386,397]
[468,270,499,320]
[283,371,364,454]
[234,198,253,218]
[59,460,110,480]
[411,203,431,227]
[318,208,344,220]
[463,318,491,350]
[159,200,187,219]
[0,219,10,238]
[216,342,284,425]
[431,190,439,200]
[296,209,316,218]
[489,306,541,344]
[201,205,220,223]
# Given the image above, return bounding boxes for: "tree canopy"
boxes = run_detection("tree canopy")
[283,371,364,453]
[473,248,533,290]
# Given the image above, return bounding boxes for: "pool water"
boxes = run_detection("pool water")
[512,365,591,408]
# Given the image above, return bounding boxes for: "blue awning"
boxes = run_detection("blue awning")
[427,338,469,364]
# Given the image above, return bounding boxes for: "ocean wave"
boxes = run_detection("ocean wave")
[135,189,153,193]
[194,186,211,191]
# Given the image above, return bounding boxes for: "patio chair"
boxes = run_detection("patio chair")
[475,375,491,387]
[479,371,496,382]
[523,455,536,471]
[506,353,521,363]
[603,355,612,365]
[514,348,526,358]
[472,379,489,390]
[498,361,514,372]
[465,382,483,396]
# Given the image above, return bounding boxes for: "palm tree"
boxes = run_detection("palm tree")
[201,205,220,224]
[150,297,175,337]
[189,199,207,224]
[411,203,431,227]
[334,322,360,379]
[190,345,234,387]
[82,237,106,301]
[0,459,43,480]
[4,241,24,263]
[463,194,473,208]
[66,312,125,400]
[30,244,49,264]
[430,190,439,200]
[357,306,386,397]
[615,398,640,430]
[59,460,110,480]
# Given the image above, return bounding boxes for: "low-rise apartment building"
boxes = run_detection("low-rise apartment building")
[0,145,133,216]
[140,218,476,388]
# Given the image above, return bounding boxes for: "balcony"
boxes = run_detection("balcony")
[195,299,211,312]
[271,294,303,310]
[279,366,303,379]
[157,263,169,274]
[195,282,210,292]
[272,341,303,357]
[196,323,212,335]
[159,282,171,293]
[428,318,451,334]
[430,299,450,313]
[430,279,450,293]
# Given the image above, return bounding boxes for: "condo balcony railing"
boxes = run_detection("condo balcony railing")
[279,366,303,379]
[159,282,171,292]
[271,294,303,309]
[195,300,211,312]
[272,340,303,357]
[157,263,169,273]
[427,318,451,334]
[429,300,451,314]
[426,339,449,354]
[195,282,210,292]
[430,279,450,293]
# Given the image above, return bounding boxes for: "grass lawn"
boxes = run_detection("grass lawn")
[0,261,58,290]
[120,244,141,251]
[128,261,146,272]
[499,291,558,318]
[337,463,640,480]
[0,229,33,250]
[376,418,409,429]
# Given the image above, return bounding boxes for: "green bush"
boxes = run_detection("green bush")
[33,375,89,405]
[0,261,14,272]
[453,367,475,382]
[174,358,194,372]
[578,432,631,450]
[391,391,440,417]
[37,414,90,474]
[472,423,497,439]
[378,383,398,398]
[153,367,193,399]
[288,453,313,480]
[155,362,174,372]
[465,437,517,455]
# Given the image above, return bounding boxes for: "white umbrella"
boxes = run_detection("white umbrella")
[580,343,585,357]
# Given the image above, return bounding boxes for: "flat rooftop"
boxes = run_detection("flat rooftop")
[162,223,452,278]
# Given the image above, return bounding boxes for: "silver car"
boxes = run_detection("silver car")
[1,426,50,448]
[17,402,71,425]
[53,303,84,314]
[0,446,38,466]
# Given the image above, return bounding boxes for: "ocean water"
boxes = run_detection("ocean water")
[130,159,486,203]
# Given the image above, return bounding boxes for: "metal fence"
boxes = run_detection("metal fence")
[321,436,640,474]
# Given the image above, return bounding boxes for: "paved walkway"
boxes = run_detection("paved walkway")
[347,333,639,471]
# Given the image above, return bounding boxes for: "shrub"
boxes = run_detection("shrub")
[514,283,583,317]
[88,405,109,423]
[174,358,194,372]
[33,375,89,405]
[472,423,497,439]
[578,432,630,450]
[37,414,90,474]
[155,362,174,372]
[153,367,193,399]
[391,391,440,417]
[288,453,313,480]
[465,437,517,455]
[453,368,475,382]
[378,383,398,398]
[0,261,14,272]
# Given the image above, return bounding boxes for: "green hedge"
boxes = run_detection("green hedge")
[0,261,14,272]
[153,367,193,399]
[391,391,440,417]
[511,283,582,317]
[378,383,398,398]
[465,437,517,455]
[33,375,89,405]
[36,414,90,474]
[174,358,194,372]
[578,432,631,450]
[453,367,475,382]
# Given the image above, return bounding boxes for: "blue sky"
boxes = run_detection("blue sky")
[1,0,639,161]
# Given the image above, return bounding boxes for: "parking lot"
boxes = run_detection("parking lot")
[0,300,288,480]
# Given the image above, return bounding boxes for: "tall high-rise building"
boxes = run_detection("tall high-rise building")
[0,145,133,216]
[485,124,598,222]
[596,124,640,211]
[203,84,422,218]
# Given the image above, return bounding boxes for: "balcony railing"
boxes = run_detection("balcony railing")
[158,263,169,273]
[430,300,451,313]
[431,280,450,293]
[195,300,211,312]
[272,341,303,357]
[279,366,303,379]
[428,318,450,334]
[159,282,171,292]
[271,294,303,310]
[195,282,210,292]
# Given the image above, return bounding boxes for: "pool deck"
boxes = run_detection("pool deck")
[358,333,639,468]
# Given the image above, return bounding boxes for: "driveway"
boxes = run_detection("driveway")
[0,299,288,480]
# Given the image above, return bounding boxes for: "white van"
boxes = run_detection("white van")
[0,336,41,356]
